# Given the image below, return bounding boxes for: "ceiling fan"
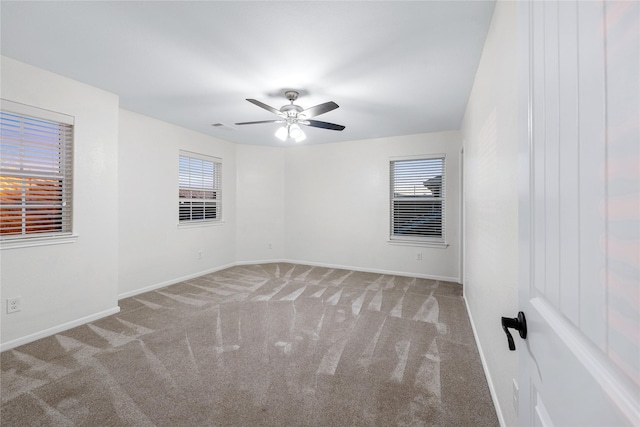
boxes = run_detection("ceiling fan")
[235,90,345,142]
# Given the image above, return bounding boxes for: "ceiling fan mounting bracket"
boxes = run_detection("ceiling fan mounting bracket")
[284,90,299,102]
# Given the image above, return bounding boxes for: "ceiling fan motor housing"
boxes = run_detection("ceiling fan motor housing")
[281,104,303,117]
[282,91,303,119]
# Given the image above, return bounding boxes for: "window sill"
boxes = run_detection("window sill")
[177,220,225,229]
[387,239,449,249]
[1,234,79,250]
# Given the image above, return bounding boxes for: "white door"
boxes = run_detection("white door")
[517,1,639,426]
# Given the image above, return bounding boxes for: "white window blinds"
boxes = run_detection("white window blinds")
[179,152,221,222]
[390,157,445,241]
[0,102,74,238]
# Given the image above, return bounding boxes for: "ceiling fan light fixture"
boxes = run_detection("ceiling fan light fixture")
[275,124,306,142]
[294,132,306,143]
[289,124,306,142]
[275,126,288,141]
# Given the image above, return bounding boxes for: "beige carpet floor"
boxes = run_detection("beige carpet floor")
[1,263,498,426]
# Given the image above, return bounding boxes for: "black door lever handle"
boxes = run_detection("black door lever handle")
[501,312,527,351]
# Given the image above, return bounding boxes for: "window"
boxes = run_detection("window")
[390,156,445,243]
[1,100,74,239]
[178,151,221,223]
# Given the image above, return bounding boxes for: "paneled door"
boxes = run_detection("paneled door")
[518,1,639,425]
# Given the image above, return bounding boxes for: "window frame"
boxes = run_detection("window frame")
[178,150,222,226]
[389,154,446,247]
[1,99,75,247]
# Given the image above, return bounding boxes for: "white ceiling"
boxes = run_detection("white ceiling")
[1,1,495,146]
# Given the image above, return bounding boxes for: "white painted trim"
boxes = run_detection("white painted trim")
[459,146,464,284]
[1,98,75,125]
[177,221,225,229]
[0,306,120,352]
[2,260,460,353]
[117,261,237,299]
[531,298,640,426]
[121,258,460,302]
[279,259,460,283]
[234,259,289,266]
[464,295,507,427]
[237,259,459,283]
[534,392,554,427]
[390,153,447,161]
[1,234,79,250]
[387,240,449,249]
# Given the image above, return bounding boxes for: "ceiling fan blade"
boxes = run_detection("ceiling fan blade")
[304,120,345,131]
[246,99,286,117]
[234,120,284,125]
[300,101,339,118]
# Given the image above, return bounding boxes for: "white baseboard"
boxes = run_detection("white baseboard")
[463,296,506,427]
[233,258,289,266]
[279,258,460,283]
[119,259,459,302]
[2,260,458,353]
[0,306,120,352]
[117,261,237,300]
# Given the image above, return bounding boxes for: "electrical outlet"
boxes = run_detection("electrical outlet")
[7,297,22,314]
[268,242,273,250]
[416,252,423,261]
[197,250,203,259]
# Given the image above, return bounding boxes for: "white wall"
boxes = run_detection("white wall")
[0,61,463,349]
[284,132,461,281]
[0,57,120,347]
[117,109,237,298]
[235,144,285,263]
[460,2,518,426]
[118,124,461,296]
[0,55,463,349]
